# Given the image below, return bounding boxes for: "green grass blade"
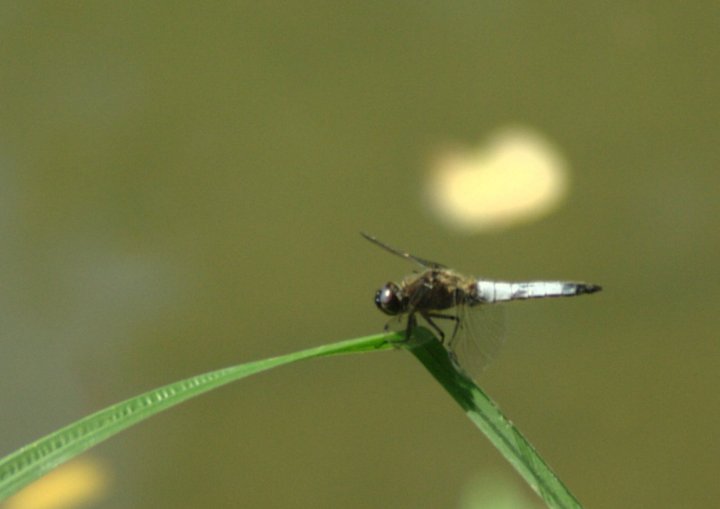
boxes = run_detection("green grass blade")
[1,328,581,508]
[0,333,397,501]
[405,328,582,509]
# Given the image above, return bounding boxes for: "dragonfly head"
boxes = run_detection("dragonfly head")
[375,282,405,316]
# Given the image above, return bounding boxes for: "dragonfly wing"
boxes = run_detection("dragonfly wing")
[447,302,506,380]
[361,232,446,269]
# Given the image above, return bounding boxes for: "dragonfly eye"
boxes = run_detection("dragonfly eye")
[375,283,403,315]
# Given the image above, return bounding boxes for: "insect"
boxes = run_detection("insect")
[363,232,601,375]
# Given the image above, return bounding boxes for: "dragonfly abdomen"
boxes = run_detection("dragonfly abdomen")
[473,280,601,304]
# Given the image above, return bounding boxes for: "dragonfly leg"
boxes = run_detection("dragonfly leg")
[421,312,461,345]
[403,313,418,341]
[403,283,432,340]
[420,313,445,343]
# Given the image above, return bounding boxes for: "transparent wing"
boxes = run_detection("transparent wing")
[446,302,506,381]
[361,232,446,269]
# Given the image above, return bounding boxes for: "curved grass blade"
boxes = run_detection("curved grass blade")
[0,333,398,501]
[405,327,582,509]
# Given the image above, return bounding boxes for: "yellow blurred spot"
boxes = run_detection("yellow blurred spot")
[458,471,541,509]
[425,127,568,233]
[5,457,110,509]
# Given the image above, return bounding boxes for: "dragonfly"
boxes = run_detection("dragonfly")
[362,233,601,376]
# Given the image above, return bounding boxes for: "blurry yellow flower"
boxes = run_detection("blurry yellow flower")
[5,457,109,509]
[425,127,568,233]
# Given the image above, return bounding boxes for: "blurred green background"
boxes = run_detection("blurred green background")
[1,3,719,508]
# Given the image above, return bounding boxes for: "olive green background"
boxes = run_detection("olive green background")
[1,3,718,508]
